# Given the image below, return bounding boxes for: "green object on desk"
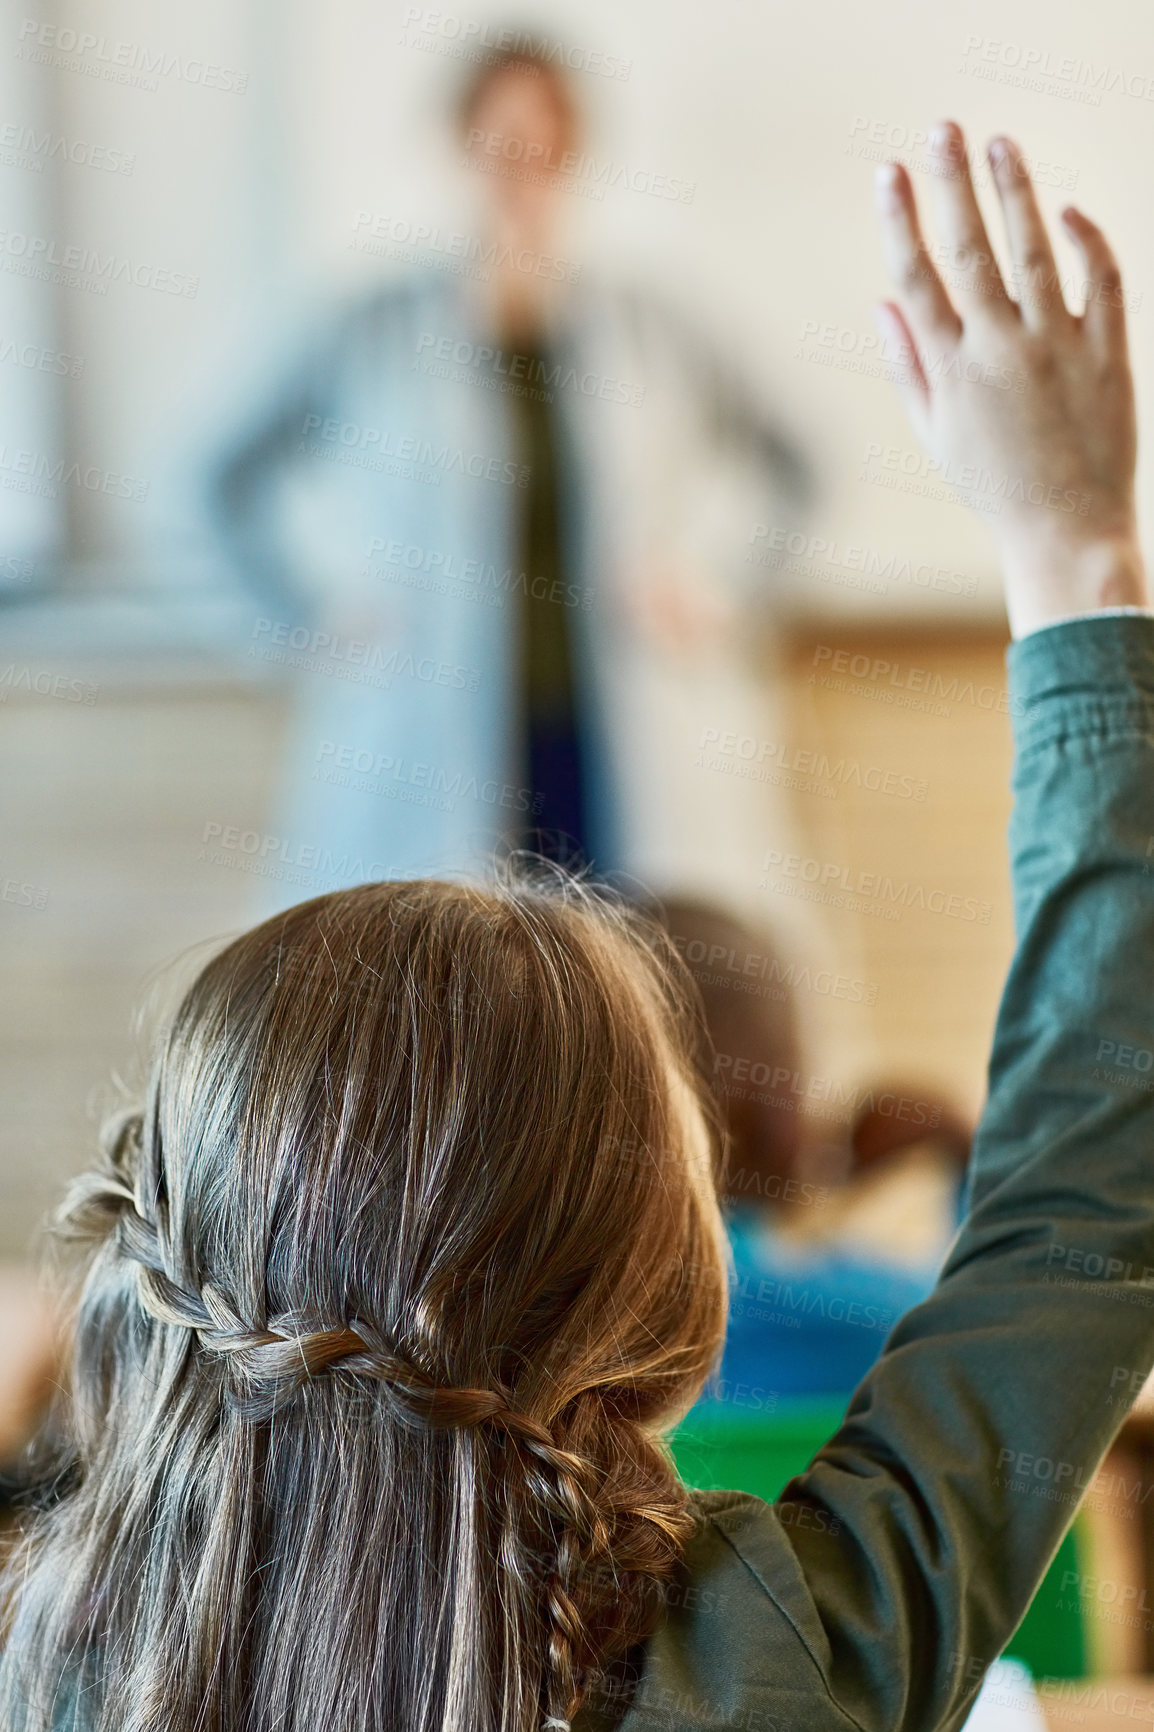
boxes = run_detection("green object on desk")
[671,1400,1087,1681]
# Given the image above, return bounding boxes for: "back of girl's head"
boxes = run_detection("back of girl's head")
[1,871,729,1732]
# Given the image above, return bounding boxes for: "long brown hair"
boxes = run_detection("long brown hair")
[0,870,729,1732]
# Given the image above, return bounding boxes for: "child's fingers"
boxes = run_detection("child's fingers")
[875,161,962,353]
[988,137,1069,326]
[927,121,1014,319]
[1061,206,1129,356]
[874,301,931,441]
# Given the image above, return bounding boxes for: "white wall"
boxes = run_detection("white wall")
[18,0,1154,618]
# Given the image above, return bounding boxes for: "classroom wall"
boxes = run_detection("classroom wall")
[13,0,1154,621]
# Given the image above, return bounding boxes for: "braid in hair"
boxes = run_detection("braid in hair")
[61,1106,146,1241]
[65,1165,541,1431]
[507,1390,696,1727]
[61,1139,699,1729]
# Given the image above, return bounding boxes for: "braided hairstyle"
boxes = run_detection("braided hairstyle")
[0,871,729,1732]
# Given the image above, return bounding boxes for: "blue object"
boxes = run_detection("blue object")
[698,1208,945,1407]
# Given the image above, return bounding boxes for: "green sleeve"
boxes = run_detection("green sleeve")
[774,613,1154,1731]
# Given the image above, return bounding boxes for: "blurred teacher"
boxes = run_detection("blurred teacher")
[207,39,814,913]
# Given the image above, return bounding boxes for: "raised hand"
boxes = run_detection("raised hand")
[874,119,1147,636]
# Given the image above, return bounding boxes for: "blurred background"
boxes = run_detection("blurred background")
[3,0,1154,1703]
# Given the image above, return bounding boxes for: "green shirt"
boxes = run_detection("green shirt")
[580,613,1154,1732]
